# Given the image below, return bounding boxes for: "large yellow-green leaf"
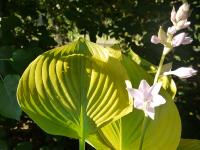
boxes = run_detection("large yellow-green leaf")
[177,139,200,150]
[17,39,132,139]
[87,50,181,150]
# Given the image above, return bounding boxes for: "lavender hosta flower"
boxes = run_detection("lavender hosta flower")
[163,67,197,79]
[125,80,166,120]
[172,32,193,47]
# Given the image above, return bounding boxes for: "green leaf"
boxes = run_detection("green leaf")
[177,139,200,150]
[0,75,21,120]
[17,38,132,140]
[87,50,181,150]
[11,48,43,74]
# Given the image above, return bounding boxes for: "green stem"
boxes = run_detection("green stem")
[153,50,166,84]
[79,138,85,150]
[139,46,169,150]
[139,117,148,150]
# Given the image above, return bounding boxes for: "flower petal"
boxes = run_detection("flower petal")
[125,80,133,88]
[182,21,191,29]
[172,32,186,47]
[182,37,193,45]
[170,6,177,25]
[150,82,162,95]
[138,80,150,97]
[152,95,166,107]
[176,20,190,30]
[176,3,190,21]
[151,35,160,44]
[134,99,144,110]
[145,105,155,120]
[126,88,144,102]
[167,26,176,35]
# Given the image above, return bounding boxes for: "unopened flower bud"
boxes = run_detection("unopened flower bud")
[176,3,190,21]
[170,6,176,25]
[167,26,176,35]
[163,67,197,79]
[176,20,191,30]
[158,26,167,44]
[151,35,160,44]
[182,37,193,45]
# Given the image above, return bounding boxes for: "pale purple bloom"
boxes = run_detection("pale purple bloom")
[163,67,197,79]
[172,32,192,47]
[125,80,166,120]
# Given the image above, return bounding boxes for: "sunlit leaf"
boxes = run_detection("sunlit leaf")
[87,49,181,150]
[17,38,132,140]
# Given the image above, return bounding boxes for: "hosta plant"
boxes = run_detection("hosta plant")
[17,2,198,150]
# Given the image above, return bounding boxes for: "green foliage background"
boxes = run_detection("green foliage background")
[0,0,199,149]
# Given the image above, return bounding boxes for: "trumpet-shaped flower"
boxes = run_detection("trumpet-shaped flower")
[125,80,166,120]
[163,67,197,79]
[172,32,193,47]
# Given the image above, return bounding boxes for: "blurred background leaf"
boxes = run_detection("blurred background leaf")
[0,75,21,120]
[177,139,200,150]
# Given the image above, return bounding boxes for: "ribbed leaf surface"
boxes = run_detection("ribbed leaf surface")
[87,50,181,150]
[17,39,132,139]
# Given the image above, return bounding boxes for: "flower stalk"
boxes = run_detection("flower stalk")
[79,138,85,150]
[154,49,167,84]
[126,2,196,150]
[139,117,149,150]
